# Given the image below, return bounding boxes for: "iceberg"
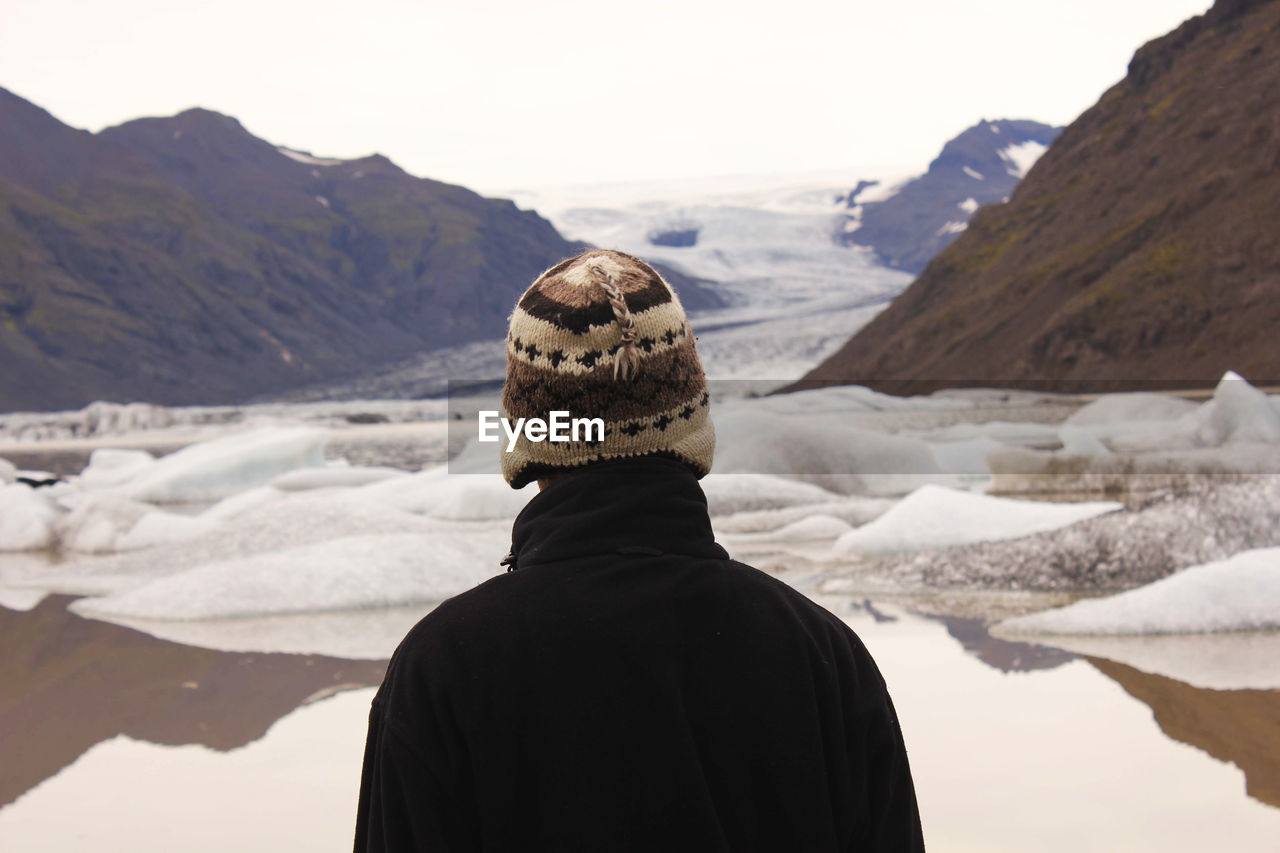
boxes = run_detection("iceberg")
[700,473,842,515]
[832,484,1121,556]
[0,484,59,551]
[70,528,507,621]
[713,410,944,495]
[120,427,327,503]
[994,547,1280,636]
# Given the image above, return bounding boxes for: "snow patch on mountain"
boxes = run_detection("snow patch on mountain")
[999,140,1048,178]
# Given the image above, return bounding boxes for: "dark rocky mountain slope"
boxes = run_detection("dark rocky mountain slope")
[0,90,718,411]
[839,119,1062,274]
[799,0,1280,393]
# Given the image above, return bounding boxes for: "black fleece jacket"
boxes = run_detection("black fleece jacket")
[355,456,924,852]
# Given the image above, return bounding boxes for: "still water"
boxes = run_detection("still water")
[0,593,1276,851]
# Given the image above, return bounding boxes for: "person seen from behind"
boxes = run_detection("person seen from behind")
[355,249,925,851]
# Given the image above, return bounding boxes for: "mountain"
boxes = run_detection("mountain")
[0,90,719,412]
[797,0,1280,394]
[838,119,1062,274]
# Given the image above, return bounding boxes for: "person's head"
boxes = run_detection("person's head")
[500,249,715,489]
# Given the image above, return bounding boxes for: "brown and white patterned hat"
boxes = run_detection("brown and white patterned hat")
[500,249,715,488]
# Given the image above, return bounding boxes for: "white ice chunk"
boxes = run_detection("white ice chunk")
[55,494,150,552]
[994,547,1280,636]
[120,427,327,503]
[700,473,840,515]
[832,484,1120,556]
[1057,426,1110,455]
[76,448,157,490]
[928,437,1006,475]
[70,529,506,620]
[1102,373,1280,452]
[201,486,286,522]
[116,511,220,552]
[0,457,15,484]
[1190,371,1280,446]
[1064,393,1197,426]
[712,496,893,534]
[360,469,534,520]
[269,466,407,492]
[0,484,59,551]
[725,513,853,543]
[713,410,943,495]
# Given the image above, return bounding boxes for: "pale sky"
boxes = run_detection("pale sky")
[0,0,1213,194]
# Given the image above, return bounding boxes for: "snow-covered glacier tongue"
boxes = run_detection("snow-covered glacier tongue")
[503,171,915,381]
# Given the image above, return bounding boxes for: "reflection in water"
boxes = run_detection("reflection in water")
[1090,658,1280,810]
[0,597,387,808]
[931,614,1076,673]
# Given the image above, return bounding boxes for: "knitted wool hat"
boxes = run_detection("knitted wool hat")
[500,249,715,488]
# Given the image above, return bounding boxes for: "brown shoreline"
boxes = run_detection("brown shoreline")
[0,596,387,808]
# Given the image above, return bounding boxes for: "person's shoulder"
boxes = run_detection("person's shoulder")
[376,572,524,696]
[722,558,865,643]
[392,571,521,655]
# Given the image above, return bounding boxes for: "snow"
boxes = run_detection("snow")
[0,456,14,483]
[831,485,1120,556]
[957,197,979,214]
[0,485,59,551]
[277,146,345,167]
[120,427,327,503]
[962,166,984,181]
[1000,140,1049,178]
[937,220,968,236]
[995,547,1280,636]
[315,195,330,208]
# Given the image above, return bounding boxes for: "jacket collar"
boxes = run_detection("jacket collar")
[504,456,728,571]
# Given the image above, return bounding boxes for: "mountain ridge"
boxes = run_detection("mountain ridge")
[840,118,1062,274]
[794,0,1280,394]
[0,90,719,412]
